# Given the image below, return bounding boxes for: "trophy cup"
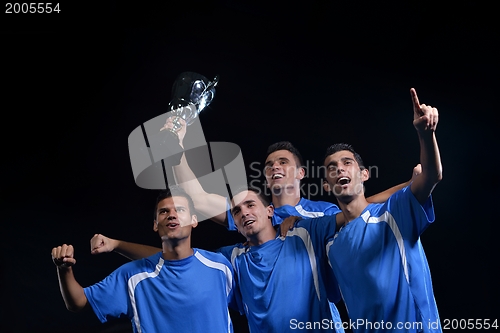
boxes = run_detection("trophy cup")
[163,72,219,135]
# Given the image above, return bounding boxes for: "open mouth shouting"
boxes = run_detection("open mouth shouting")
[271,173,284,180]
[242,219,255,228]
[337,177,351,186]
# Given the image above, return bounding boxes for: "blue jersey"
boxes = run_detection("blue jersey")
[272,198,341,225]
[227,197,343,322]
[84,249,237,333]
[218,216,344,333]
[327,186,441,333]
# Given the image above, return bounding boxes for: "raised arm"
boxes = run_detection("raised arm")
[173,154,229,226]
[90,234,160,260]
[52,244,88,312]
[409,88,443,204]
[366,164,422,203]
[163,117,228,226]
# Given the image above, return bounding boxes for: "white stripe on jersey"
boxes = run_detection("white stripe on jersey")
[229,246,248,270]
[326,210,409,284]
[286,227,321,300]
[194,251,234,296]
[128,256,165,333]
[295,205,325,218]
[360,210,409,283]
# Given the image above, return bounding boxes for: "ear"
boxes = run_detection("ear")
[266,205,275,219]
[190,214,198,229]
[296,166,305,180]
[323,179,332,193]
[153,220,158,232]
[361,168,369,182]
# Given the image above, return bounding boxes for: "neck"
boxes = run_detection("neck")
[271,186,301,208]
[336,194,369,226]
[161,238,194,260]
[248,225,277,247]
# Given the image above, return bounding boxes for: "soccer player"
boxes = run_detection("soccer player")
[91,187,343,332]
[321,88,443,332]
[52,187,238,333]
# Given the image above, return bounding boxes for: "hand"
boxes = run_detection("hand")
[411,163,422,183]
[279,216,302,237]
[160,116,187,147]
[90,234,117,255]
[411,88,439,132]
[52,244,76,268]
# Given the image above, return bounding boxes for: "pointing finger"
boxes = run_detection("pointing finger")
[410,88,420,108]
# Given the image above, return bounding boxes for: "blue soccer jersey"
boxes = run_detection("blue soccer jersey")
[327,186,441,333]
[84,249,237,333]
[218,216,344,333]
[272,198,341,226]
[226,197,343,325]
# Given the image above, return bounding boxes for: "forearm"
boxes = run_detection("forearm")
[57,267,87,312]
[173,154,204,193]
[114,240,161,260]
[412,132,442,203]
[173,154,228,226]
[366,181,410,203]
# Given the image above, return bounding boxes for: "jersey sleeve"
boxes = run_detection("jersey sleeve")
[214,246,245,314]
[220,254,244,315]
[323,204,341,216]
[216,244,236,262]
[386,185,435,239]
[83,264,133,323]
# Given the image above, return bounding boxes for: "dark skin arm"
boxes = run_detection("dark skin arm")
[90,234,160,260]
[52,244,89,312]
[408,88,442,203]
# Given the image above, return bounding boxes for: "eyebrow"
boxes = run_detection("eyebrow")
[265,157,289,166]
[157,205,187,212]
[231,200,256,214]
[326,157,355,168]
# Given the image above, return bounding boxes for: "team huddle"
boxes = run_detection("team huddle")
[52,88,443,332]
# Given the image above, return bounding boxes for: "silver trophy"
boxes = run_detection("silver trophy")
[166,72,219,135]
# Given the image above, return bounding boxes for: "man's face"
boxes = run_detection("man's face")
[264,150,304,193]
[323,150,368,199]
[231,191,274,239]
[153,196,198,241]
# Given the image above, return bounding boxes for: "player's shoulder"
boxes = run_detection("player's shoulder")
[382,185,413,208]
[362,188,409,219]
[298,198,340,213]
[195,248,229,262]
[295,214,337,230]
[299,197,335,208]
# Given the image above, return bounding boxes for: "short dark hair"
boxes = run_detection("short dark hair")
[266,141,305,167]
[232,185,270,207]
[323,143,365,169]
[154,186,196,220]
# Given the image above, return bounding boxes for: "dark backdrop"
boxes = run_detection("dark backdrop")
[1,1,498,332]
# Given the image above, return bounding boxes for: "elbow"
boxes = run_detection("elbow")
[65,299,87,313]
[66,304,82,313]
[435,166,443,183]
[436,171,443,183]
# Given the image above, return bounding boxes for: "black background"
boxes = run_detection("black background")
[1,1,498,332]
